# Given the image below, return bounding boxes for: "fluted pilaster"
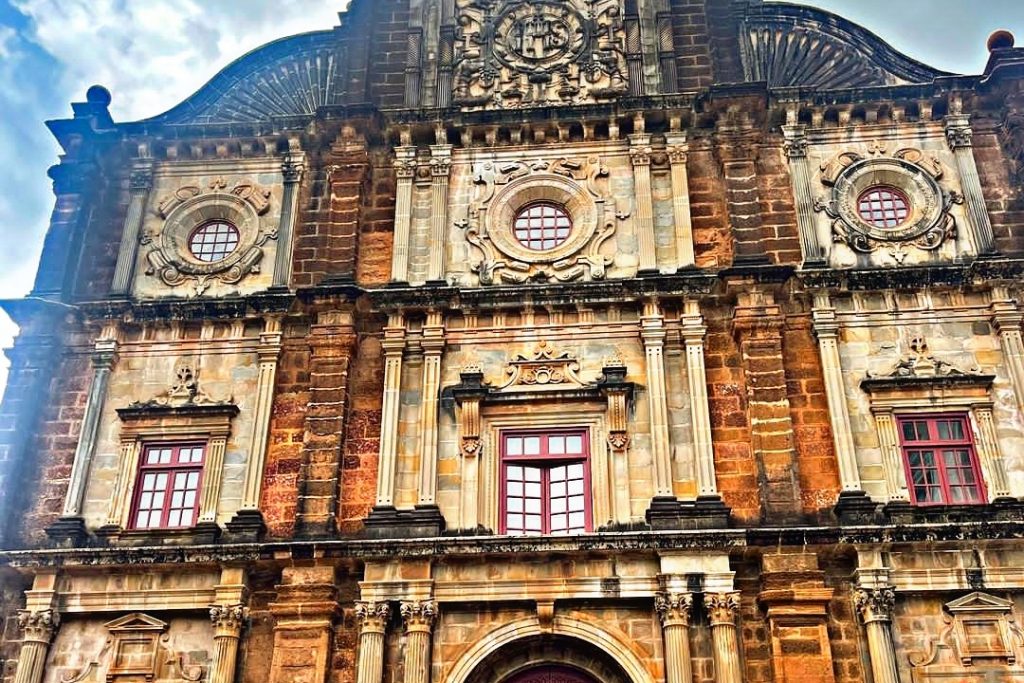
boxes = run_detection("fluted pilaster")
[655,592,693,683]
[13,610,59,683]
[356,602,391,683]
[401,601,437,683]
[707,593,742,683]
[209,604,247,683]
[855,588,899,683]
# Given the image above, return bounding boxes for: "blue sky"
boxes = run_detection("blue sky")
[0,0,1020,391]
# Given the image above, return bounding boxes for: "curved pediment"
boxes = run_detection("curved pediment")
[743,3,951,88]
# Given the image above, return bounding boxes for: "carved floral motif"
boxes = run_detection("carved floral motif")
[868,337,975,380]
[499,341,584,390]
[452,0,628,110]
[655,592,694,626]
[127,357,232,410]
[17,609,60,642]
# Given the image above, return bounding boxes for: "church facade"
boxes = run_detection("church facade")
[2,1,1024,682]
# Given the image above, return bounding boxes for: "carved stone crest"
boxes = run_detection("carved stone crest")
[127,358,233,410]
[146,177,276,295]
[452,0,628,110]
[815,147,962,262]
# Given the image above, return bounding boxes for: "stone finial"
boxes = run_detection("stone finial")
[988,30,1015,52]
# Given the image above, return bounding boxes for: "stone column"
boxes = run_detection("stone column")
[629,133,658,273]
[707,592,743,683]
[655,592,694,683]
[946,114,996,255]
[13,610,59,683]
[209,605,248,683]
[110,165,152,296]
[355,601,391,683]
[272,155,304,288]
[782,125,826,266]
[665,133,695,270]
[854,587,899,683]
[417,311,446,509]
[228,315,283,538]
[376,314,406,508]
[390,147,417,283]
[991,286,1024,416]
[48,325,118,543]
[400,601,437,683]
[680,300,717,499]
[427,145,452,283]
[641,300,673,499]
[811,294,867,502]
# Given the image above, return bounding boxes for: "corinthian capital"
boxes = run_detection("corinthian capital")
[400,600,438,631]
[17,609,60,643]
[655,592,693,627]
[355,601,392,632]
[854,587,895,624]
[210,604,248,635]
[706,592,741,626]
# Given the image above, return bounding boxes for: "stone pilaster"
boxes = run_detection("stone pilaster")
[719,130,765,263]
[706,592,742,683]
[854,587,899,683]
[47,324,119,544]
[782,125,826,266]
[641,300,674,501]
[427,146,452,282]
[375,313,406,509]
[110,164,152,296]
[268,567,338,683]
[681,300,717,500]
[13,610,59,683]
[209,604,247,683]
[629,133,658,273]
[665,133,695,270]
[732,291,802,520]
[991,286,1024,417]
[415,311,446,533]
[294,308,357,537]
[400,601,437,683]
[227,315,283,539]
[272,154,304,288]
[946,114,996,255]
[655,592,694,683]
[355,601,391,683]
[390,147,417,283]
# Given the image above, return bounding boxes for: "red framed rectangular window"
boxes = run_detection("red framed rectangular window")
[897,414,985,506]
[500,429,591,535]
[131,443,206,529]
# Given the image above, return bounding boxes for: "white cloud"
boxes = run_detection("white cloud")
[0,25,15,60]
[11,0,342,120]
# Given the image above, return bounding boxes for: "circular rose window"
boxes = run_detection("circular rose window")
[188,221,240,262]
[857,186,910,229]
[513,202,572,251]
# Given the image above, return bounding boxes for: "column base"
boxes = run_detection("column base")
[45,516,90,547]
[884,498,1024,525]
[834,490,880,525]
[225,509,267,541]
[362,505,446,539]
[645,496,731,530]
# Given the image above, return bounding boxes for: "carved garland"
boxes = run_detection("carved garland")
[460,155,626,284]
[146,177,276,295]
[815,147,963,263]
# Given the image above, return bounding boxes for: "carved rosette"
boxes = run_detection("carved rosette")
[706,592,741,627]
[452,0,627,110]
[655,592,694,627]
[145,177,277,296]
[355,601,392,633]
[210,604,249,636]
[400,601,438,632]
[17,609,60,643]
[815,147,962,262]
[461,155,623,285]
[854,588,896,624]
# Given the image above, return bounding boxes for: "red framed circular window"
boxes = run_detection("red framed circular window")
[513,202,572,251]
[857,186,911,229]
[188,221,240,263]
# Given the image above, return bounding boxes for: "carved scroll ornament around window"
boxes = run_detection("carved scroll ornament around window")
[459,155,627,285]
[124,357,234,412]
[452,0,628,110]
[145,177,276,296]
[910,592,1024,671]
[815,147,963,263]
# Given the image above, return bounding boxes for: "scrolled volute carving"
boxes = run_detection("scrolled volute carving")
[400,600,438,630]
[209,604,249,633]
[17,609,60,642]
[654,592,693,626]
[854,587,896,623]
[706,592,741,625]
[355,601,392,630]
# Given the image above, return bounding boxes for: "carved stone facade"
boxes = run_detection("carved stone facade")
[1,4,1023,683]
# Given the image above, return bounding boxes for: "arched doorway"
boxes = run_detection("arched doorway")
[505,666,597,683]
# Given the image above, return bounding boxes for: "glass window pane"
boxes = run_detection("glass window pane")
[523,437,541,455]
[506,438,522,456]
[548,436,564,454]
[565,435,583,454]
[525,498,541,514]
